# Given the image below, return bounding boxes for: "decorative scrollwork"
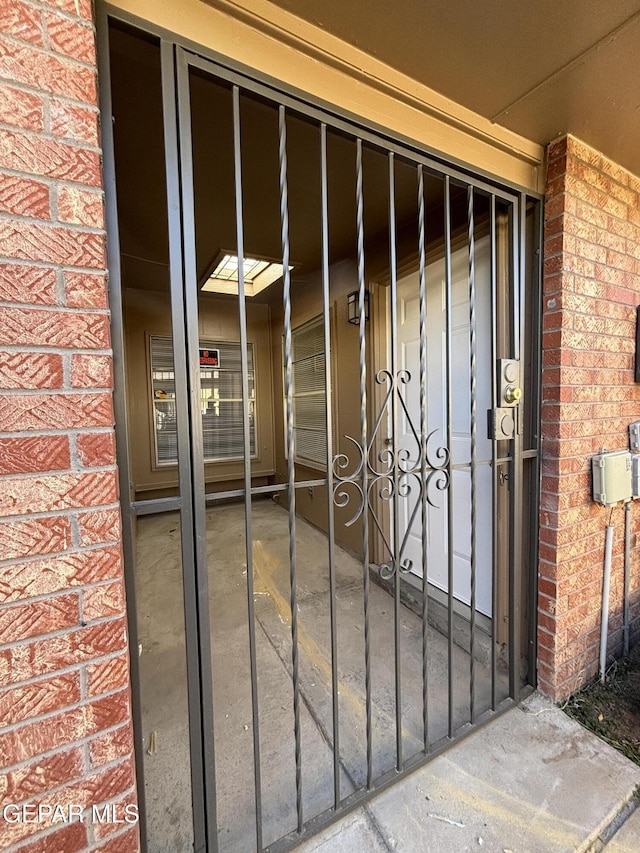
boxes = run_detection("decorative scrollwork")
[331,368,450,581]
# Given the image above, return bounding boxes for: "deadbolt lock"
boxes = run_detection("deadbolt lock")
[498,359,522,408]
[504,384,522,405]
[489,360,523,440]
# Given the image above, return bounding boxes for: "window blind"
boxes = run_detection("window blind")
[291,317,327,468]
[150,336,256,465]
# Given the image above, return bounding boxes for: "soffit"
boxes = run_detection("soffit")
[260,0,640,179]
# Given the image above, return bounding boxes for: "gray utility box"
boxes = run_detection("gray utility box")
[632,455,640,499]
[592,449,632,506]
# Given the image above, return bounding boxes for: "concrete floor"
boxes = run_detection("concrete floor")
[134,500,508,853]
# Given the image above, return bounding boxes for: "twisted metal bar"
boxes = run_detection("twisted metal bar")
[388,151,403,773]
[232,85,263,849]
[320,123,341,809]
[417,164,429,753]
[467,186,477,725]
[444,175,454,739]
[355,138,373,789]
[279,104,303,832]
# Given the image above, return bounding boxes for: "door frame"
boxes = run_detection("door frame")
[96,6,544,851]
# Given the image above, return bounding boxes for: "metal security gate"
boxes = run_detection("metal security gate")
[101,16,542,853]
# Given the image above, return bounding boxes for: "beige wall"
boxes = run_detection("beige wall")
[125,288,275,497]
[105,0,544,193]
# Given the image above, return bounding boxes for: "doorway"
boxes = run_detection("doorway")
[102,18,541,853]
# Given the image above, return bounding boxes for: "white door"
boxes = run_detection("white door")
[396,236,493,616]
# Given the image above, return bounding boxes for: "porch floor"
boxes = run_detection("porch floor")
[135,500,507,852]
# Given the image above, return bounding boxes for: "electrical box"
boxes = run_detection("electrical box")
[632,455,640,499]
[592,450,632,506]
[630,421,640,452]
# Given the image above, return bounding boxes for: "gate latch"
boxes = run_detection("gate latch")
[490,359,522,441]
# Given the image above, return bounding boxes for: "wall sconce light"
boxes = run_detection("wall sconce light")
[347,289,370,325]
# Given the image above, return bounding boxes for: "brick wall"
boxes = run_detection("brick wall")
[0,2,138,851]
[539,134,640,702]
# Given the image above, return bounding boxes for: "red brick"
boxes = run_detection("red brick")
[0,470,118,517]
[0,545,122,603]
[0,306,110,348]
[0,36,96,102]
[78,507,120,546]
[0,594,79,646]
[92,791,140,841]
[76,431,116,467]
[0,263,57,305]
[0,85,44,132]
[545,152,567,182]
[0,0,45,47]
[0,515,71,563]
[0,760,134,849]
[83,581,126,622]
[547,136,568,162]
[57,183,103,228]
[66,759,135,812]
[45,11,95,63]
[539,135,640,701]
[537,611,556,634]
[1,747,85,800]
[0,617,128,686]
[0,689,130,766]
[0,392,113,431]
[537,642,555,668]
[90,722,134,768]
[607,214,639,240]
[71,353,113,388]
[93,825,139,853]
[0,219,105,267]
[0,172,50,218]
[0,434,70,475]
[64,270,108,308]
[50,99,99,146]
[41,0,93,21]
[0,350,63,389]
[0,127,101,186]
[563,214,598,242]
[11,822,88,853]
[0,672,81,726]
[86,654,129,698]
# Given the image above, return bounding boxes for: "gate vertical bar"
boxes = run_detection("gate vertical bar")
[444,176,455,738]
[320,123,341,809]
[509,194,525,698]
[232,84,263,849]
[388,152,403,772]
[97,12,148,847]
[489,195,499,712]
[467,186,478,723]
[355,138,373,788]
[171,45,219,852]
[416,164,429,753]
[279,104,304,831]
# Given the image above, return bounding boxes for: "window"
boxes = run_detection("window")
[150,336,256,465]
[290,317,327,469]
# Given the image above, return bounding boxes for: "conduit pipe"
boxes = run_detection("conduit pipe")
[624,502,631,658]
[600,522,614,685]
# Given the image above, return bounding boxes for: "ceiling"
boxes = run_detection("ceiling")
[263,0,640,179]
[109,25,473,293]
